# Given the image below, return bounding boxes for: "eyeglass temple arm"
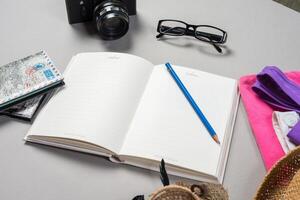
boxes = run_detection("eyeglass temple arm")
[186,29,224,42]
[211,42,222,53]
[157,33,222,53]
[186,29,223,53]
[156,26,186,38]
[156,33,164,38]
[156,26,223,53]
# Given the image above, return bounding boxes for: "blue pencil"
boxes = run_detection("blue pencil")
[165,63,220,144]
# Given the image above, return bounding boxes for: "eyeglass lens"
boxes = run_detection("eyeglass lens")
[159,21,187,36]
[195,26,224,43]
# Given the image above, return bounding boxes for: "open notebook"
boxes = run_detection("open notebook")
[25,52,239,183]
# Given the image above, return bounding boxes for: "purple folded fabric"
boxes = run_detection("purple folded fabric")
[253,66,300,109]
[252,81,300,112]
[287,122,300,145]
[252,66,300,145]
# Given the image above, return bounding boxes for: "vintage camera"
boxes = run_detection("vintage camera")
[65,0,136,40]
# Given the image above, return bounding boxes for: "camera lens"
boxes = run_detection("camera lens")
[94,0,129,40]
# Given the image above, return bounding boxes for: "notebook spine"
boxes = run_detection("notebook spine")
[41,50,62,79]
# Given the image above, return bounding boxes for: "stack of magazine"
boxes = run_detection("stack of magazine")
[0,51,64,121]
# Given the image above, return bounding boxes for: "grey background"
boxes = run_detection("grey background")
[0,0,300,199]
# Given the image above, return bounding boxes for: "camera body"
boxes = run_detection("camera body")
[65,0,136,24]
[65,0,136,39]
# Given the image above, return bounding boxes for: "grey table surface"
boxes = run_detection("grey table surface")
[0,0,300,199]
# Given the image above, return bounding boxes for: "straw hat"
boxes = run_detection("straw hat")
[255,146,300,200]
[149,185,201,200]
[149,181,228,200]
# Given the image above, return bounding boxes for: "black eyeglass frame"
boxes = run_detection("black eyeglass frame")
[157,19,227,44]
[156,19,227,53]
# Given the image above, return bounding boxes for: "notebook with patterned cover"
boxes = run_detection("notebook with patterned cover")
[0,51,64,112]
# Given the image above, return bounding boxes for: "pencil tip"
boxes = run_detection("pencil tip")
[213,135,220,144]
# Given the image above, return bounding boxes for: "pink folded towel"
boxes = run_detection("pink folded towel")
[239,71,300,170]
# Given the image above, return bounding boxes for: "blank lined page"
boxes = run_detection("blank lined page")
[120,64,237,176]
[26,52,153,153]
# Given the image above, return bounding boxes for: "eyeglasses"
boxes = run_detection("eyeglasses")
[156,19,227,53]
